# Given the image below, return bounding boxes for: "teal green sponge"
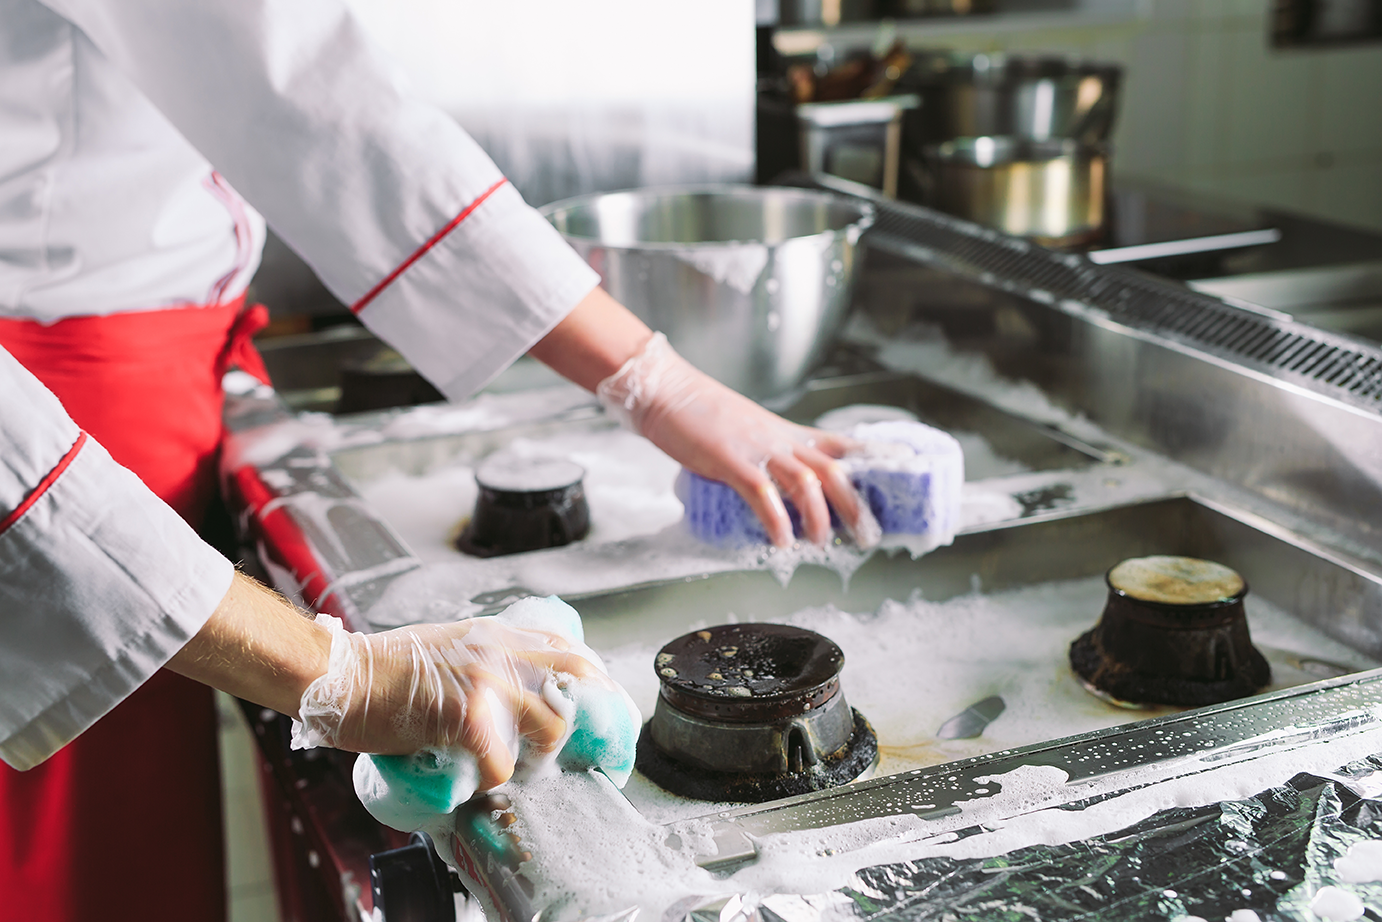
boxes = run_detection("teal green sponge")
[554,679,639,787]
[354,595,641,833]
[354,748,480,832]
[490,594,585,644]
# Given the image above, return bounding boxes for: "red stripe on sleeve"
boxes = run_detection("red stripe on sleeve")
[350,178,510,315]
[0,431,89,535]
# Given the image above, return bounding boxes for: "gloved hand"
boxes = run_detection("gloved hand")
[597,332,879,548]
[291,612,605,791]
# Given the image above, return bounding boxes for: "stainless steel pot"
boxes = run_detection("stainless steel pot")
[902,51,1123,146]
[919,136,1107,246]
[540,186,874,400]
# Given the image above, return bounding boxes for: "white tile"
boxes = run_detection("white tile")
[219,714,254,761]
[1089,34,1135,66]
[1189,0,1235,22]
[1318,45,1382,156]
[229,886,281,922]
[1183,27,1231,167]
[224,793,277,889]
[1148,0,1193,23]
[1114,29,1191,173]
[1312,159,1382,233]
[1213,164,1313,212]
[1227,0,1269,24]
[1003,38,1095,59]
[1222,24,1318,166]
[218,692,282,920]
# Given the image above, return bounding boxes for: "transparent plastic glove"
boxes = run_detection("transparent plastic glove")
[291,613,605,791]
[597,332,879,548]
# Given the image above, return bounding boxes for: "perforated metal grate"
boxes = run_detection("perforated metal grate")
[866,200,1382,407]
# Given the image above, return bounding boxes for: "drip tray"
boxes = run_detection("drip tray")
[577,497,1382,818]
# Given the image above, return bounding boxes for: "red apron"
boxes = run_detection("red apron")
[0,297,269,922]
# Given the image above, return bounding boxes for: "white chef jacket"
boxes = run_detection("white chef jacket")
[0,0,600,769]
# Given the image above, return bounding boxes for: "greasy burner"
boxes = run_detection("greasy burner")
[454,454,590,558]
[1070,556,1271,706]
[636,624,877,803]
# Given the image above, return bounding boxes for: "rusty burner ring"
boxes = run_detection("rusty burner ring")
[636,623,877,803]
[1070,555,1271,707]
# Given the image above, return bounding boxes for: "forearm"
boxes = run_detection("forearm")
[166,571,331,719]
[527,286,655,391]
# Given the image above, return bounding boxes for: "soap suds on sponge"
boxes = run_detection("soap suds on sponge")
[352,596,641,841]
[679,419,963,552]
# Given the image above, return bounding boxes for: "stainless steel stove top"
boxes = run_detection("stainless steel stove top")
[223,186,1382,922]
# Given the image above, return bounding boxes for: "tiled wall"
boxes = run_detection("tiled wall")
[909,0,1382,233]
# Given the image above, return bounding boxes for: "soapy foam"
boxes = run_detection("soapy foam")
[599,575,1378,824]
[475,454,585,492]
[815,404,1029,480]
[813,405,919,431]
[679,244,771,295]
[355,427,684,564]
[226,383,599,470]
[845,315,1100,437]
[1311,886,1366,921]
[506,724,1382,920]
[1336,841,1382,883]
[350,408,1040,627]
[352,404,1028,578]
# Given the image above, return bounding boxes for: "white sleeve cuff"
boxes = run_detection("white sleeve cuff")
[354,181,599,401]
[0,437,234,771]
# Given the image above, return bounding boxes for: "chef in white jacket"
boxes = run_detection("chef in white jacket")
[0,0,872,918]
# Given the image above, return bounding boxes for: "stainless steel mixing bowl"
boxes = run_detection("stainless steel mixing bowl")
[540,185,874,401]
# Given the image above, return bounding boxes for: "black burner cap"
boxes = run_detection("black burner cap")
[635,710,878,804]
[653,623,844,722]
[455,453,590,558]
[1070,556,1271,706]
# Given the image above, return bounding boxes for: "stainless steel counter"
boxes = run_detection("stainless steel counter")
[224,188,1382,922]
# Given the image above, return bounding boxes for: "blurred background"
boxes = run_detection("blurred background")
[757,0,1382,233]
[253,0,1382,324]
[225,4,1382,919]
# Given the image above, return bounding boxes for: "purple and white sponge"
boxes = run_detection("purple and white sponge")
[679,419,963,552]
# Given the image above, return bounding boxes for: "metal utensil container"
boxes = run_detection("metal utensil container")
[541,186,874,400]
[797,95,920,197]
[920,136,1108,246]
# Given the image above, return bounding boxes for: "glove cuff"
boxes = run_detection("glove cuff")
[595,331,693,435]
[291,613,361,750]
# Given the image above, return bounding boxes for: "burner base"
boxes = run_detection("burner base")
[635,710,878,804]
[1070,629,1270,707]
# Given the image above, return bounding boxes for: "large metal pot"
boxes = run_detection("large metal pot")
[920,136,1108,246]
[902,51,1123,146]
[540,186,874,401]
